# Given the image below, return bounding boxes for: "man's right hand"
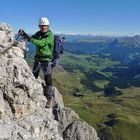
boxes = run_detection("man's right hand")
[18,29,31,42]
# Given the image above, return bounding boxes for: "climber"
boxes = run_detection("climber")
[18,17,54,108]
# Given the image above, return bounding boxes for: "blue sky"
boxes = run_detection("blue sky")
[0,0,140,35]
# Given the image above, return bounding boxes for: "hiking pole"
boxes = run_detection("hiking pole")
[0,29,31,57]
[15,33,21,40]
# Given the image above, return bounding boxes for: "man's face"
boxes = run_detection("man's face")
[39,25,49,33]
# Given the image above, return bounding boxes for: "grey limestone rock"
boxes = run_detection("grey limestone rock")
[0,22,99,140]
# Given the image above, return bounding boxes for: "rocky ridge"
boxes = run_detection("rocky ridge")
[0,22,99,140]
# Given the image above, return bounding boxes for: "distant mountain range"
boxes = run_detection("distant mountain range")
[55,34,140,43]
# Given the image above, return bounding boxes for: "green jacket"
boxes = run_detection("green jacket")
[31,30,54,62]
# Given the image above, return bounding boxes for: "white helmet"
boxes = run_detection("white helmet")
[39,17,49,25]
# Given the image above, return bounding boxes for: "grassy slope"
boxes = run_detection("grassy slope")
[53,70,140,140]
[51,52,140,140]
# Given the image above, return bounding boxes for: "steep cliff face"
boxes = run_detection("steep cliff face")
[0,22,99,140]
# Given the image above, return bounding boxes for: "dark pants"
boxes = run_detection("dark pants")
[32,60,54,99]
